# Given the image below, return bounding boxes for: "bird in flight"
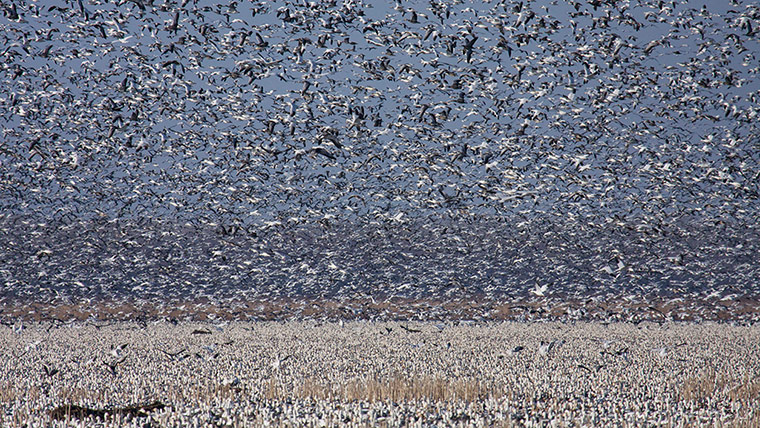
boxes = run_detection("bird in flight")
[531,281,548,297]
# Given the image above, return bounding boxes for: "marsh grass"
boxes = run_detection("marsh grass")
[5,294,758,324]
[680,368,760,402]
[266,376,497,403]
[680,368,760,427]
[4,370,757,425]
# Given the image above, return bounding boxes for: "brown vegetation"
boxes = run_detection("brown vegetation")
[2,294,759,323]
[266,376,496,403]
[680,368,760,428]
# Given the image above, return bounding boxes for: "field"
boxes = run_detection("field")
[2,320,758,427]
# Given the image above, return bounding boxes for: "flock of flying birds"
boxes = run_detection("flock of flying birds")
[1,0,759,316]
